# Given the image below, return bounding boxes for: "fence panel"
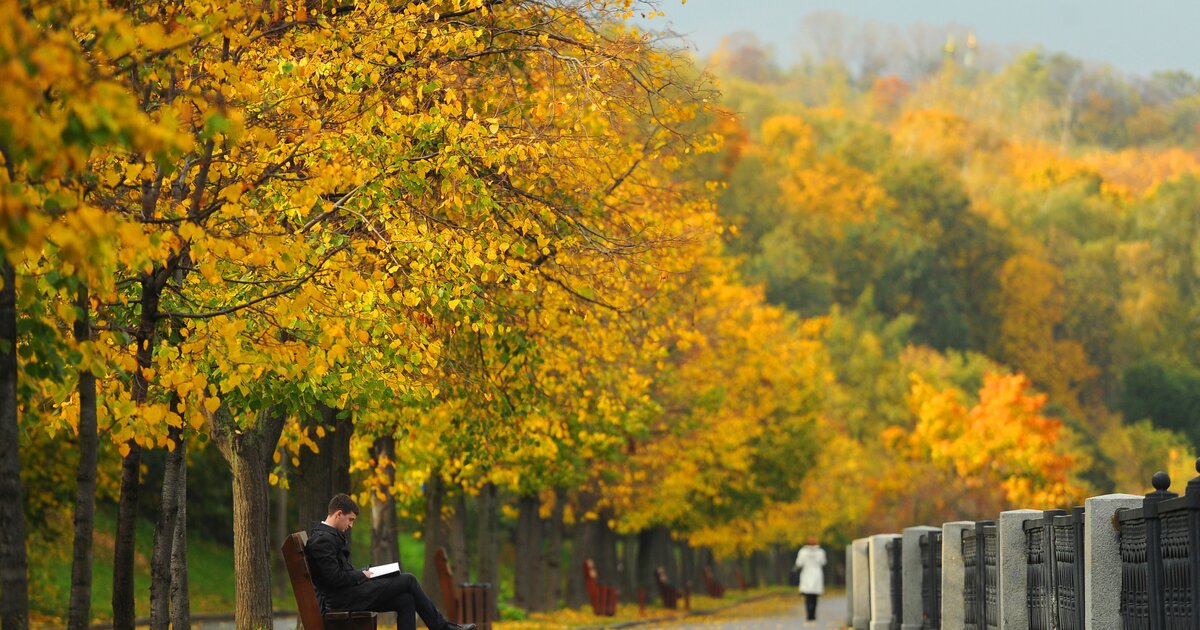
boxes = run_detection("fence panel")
[921,531,942,630]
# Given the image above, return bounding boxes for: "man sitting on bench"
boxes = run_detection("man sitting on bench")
[307,494,476,630]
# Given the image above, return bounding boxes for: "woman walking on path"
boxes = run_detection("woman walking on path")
[794,536,826,625]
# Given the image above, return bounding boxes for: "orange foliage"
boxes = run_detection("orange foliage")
[871,76,911,114]
[1080,147,1200,199]
[891,372,1086,513]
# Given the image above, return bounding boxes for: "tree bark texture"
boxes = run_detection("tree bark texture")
[0,259,30,630]
[541,496,564,611]
[170,445,190,630]
[68,283,97,630]
[619,534,638,595]
[447,491,469,582]
[636,527,676,590]
[115,271,162,630]
[678,542,696,595]
[211,407,285,630]
[369,438,399,630]
[514,495,545,612]
[369,436,399,569]
[273,459,290,598]
[421,473,446,610]
[296,404,352,534]
[476,483,499,620]
[565,517,595,608]
[150,424,186,630]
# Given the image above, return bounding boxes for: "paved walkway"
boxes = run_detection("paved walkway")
[637,594,847,629]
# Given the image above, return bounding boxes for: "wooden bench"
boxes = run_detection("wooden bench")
[281,531,378,630]
[733,566,749,591]
[582,559,619,616]
[654,566,683,610]
[702,565,726,598]
[433,547,493,630]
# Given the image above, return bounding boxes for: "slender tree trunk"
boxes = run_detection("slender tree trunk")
[115,272,162,630]
[514,495,544,612]
[212,407,286,630]
[370,436,399,568]
[678,542,696,595]
[476,483,499,621]
[68,283,97,630]
[566,515,596,608]
[170,444,190,630]
[273,458,290,598]
[596,514,618,581]
[150,423,186,630]
[636,527,676,589]
[447,491,469,582]
[619,534,637,595]
[422,473,446,610]
[0,259,30,630]
[295,404,351,533]
[112,445,141,630]
[541,494,564,611]
[369,438,399,630]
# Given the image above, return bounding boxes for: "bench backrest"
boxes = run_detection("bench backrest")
[433,547,459,621]
[282,531,327,630]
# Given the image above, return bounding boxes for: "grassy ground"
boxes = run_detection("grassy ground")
[27,509,428,627]
[27,511,800,630]
[463,587,803,630]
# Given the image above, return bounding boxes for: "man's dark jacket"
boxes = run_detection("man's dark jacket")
[305,522,372,611]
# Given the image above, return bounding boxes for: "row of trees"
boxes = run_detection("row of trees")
[7,4,1176,630]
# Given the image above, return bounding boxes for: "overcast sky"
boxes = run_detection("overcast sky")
[636,0,1198,77]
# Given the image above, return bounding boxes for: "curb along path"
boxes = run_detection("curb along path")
[583,592,848,629]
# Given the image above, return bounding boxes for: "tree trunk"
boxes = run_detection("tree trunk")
[273,458,290,598]
[636,527,676,589]
[678,542,696,595]
[596,514,619,581]
[211,406,286,630]
[112,445,141,630]
[422,473,446,610]
[150,423,186,630]
[619,534,637,595]
[566,516,596,608]
[514,494,544,612]
[296,404,352,534]
[170,445,190,630]
[115,271,162,630]
[447,491,469,582]
[370,436,399,568]
[542,494,564,611]
[476,483,499,621]
[68,283,97,630]
[369,438,399,630]
[0,259,30,630]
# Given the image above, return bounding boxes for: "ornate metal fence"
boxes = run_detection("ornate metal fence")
[982,522,998,630]
[1119,472,1178,630]
[887,537,903,630]
[962,521,997,630]
[1052,507,1086,630]
[1117,465,1200,630]
[963,525,979,630]
[921,530,942,630]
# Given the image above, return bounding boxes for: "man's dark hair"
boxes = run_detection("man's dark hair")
[327,493,359,516]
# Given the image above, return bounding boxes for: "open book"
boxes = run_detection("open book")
[365,562,400,578]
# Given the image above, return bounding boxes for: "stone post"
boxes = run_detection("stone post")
[940,521,974,630]
[852,537,871,629]
[997,509,1041,630]
[869,534,901,630]
[1084,493,1142,628]
[901,526,939,630]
